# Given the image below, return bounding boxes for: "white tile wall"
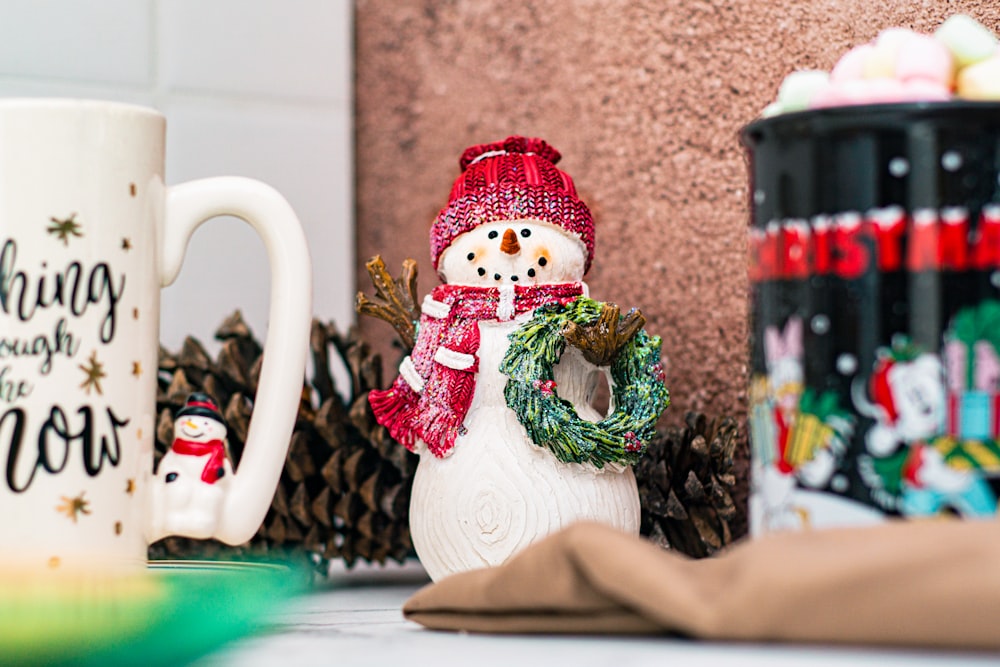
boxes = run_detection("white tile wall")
[0,0,354,353]
[159,0,351,101]
[162,101,353,351]
[0,0,153,85]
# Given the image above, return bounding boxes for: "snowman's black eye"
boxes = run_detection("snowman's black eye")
[488,230,499,239]
[467,252,475,261]
[511,275,519,281]
[538,257,548,267]
[520,229,531,238]
[494,273,501,281]
[527,268,536,277]
[477,267,486,276]
[166,472,178,483]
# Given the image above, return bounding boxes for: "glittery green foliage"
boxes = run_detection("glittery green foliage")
[500,297,670,468]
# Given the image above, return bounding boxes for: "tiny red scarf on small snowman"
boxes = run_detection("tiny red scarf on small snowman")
[170,438,227,484]
[369,282,582,457]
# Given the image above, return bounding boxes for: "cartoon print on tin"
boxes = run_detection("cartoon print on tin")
[750,316,857,530]
[855,328,999,519]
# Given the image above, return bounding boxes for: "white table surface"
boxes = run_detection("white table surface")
[195,561,999,667]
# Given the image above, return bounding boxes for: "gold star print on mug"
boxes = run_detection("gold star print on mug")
[79,350,107,395]
[47,213,83,245]
[56,492,91,523]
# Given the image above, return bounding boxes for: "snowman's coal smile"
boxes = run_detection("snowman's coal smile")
[470,254,547,284]
[476,269,535,284]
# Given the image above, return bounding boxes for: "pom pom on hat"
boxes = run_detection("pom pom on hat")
[430,136,595,273]
[458,135,563,170]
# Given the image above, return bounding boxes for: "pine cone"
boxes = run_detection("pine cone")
[635,412,743,557]
[148,312,418,570]
[151,310,747,569]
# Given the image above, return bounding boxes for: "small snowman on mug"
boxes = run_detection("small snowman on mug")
[152,392,234,539]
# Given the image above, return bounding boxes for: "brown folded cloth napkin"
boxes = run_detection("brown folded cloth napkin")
[403,520,1000,649]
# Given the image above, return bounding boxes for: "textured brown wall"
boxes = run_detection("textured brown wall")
[354,0,999,426]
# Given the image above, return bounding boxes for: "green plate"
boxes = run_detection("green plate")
[0,560,307,667]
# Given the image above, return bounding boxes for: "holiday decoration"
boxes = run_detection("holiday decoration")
[149,309,739,569]
[0,100,312,571]
[148,312,418,569]
[501,297,669,468]
[361,136,670,581]
[151,393,234,539]
[634,412,740,557]
[746,56,1000,531]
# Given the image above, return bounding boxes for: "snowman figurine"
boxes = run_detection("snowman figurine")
[151,392,234,539]
[368,136,668,581]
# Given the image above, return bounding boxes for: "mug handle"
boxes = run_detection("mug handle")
[153,176,312,544]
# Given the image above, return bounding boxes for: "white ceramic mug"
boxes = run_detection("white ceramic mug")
[0,99,312,571]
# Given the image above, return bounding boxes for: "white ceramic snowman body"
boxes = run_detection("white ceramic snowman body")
[409,218,640,581]
[152,407,234,539]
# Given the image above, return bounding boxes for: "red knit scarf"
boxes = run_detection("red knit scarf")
[369,282,583,458]
[171,438,227,484]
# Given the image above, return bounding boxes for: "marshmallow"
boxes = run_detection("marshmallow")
[896,78,951,102]
[810,79,887,108]
[867,78,911,103]
[896,34,954,88]
[761,102,785,117]
[808,85,843,109]
[863,43,898,79]
[777,69,831,111]
[762,14,1000,116]
[876,27,917,51]
[863,29,916,80]
[957,56,1000,100]
[831,44,873,82]
[811,77,949,109]
[830,79,873,105]
[935,14,998,68]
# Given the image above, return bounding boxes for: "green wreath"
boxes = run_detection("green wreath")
[500,297,670,468]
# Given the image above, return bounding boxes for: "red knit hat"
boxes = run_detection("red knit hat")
[430,136,595,273]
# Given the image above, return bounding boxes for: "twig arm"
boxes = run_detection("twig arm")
[563,303,646,366]
[355,256,421,352]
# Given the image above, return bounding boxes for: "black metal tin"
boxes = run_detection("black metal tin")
[742,102,1000,532]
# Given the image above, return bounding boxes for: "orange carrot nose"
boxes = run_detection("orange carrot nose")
[500,228,520,255]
